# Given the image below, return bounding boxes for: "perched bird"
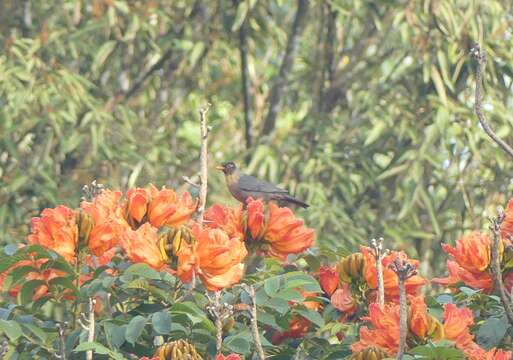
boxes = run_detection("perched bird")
[216,162,309,208]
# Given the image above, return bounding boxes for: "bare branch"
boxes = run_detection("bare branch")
[471,45,513,159]
[242,284,265,360]
[489,209,513,326]
[86,298,96,360]
[182,175,200,188]
[197,103,211,225]
[206,291,234,355]
[370,237,386,308]
[56,322,67,360]
[390,259,417,360]
[261,0,309,136]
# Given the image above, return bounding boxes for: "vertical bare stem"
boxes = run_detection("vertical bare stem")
[490,210,513,326]
[197,103,211,225]
[214,291,223,353]
[390,259,417,360]
[57,322,67,360]
[86,298,96,360]
[247,285,265,360]
[370,237,386,308]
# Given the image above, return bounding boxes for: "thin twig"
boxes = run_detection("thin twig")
[489,209,513,326]
[86,298,96,360]
[197,103,212,225]
[243,284,265,360]
[370,237,386,308]
[389,259,417,360]
[182,175,200,188]
[206,291,233,355]
[471,44,513,159]
[261,0,309,136]
[56,322,67,360]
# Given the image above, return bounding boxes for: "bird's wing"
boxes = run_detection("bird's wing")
[238,174,289,194]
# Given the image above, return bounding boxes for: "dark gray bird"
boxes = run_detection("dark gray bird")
[216,162,309,208]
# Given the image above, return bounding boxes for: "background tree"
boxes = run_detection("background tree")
[1,0,513,276]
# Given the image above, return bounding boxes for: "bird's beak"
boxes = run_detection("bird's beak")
[215,165,225,171]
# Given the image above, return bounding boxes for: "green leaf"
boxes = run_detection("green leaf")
[364,121,386,146]
[152,311,172,335]
[264,276,281,296]
[104,322,126,349]
[476,316,509,349]
[295,308,324,327]
[21,323,47,342]
[91,40,117,75]
[125,315,146,345]
[0,319,22,341]
[124,263,161,280]
[18,279,46,305]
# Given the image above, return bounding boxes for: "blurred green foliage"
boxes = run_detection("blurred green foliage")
[1,0,513,275]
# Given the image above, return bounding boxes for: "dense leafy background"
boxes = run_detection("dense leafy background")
[2,0,513,278]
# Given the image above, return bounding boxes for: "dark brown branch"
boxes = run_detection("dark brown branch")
[471,45,513,159]
[261,0,309,136]
[489,210,513,326]
[238,15,253,153]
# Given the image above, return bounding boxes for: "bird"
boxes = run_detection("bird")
[216,162,309,208]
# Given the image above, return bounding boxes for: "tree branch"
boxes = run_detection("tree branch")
[243,284,265,359]
[471,44,513,159]
[238,10,253,154]
[489,209,513,326]
[197,103,211,225]
[86,298,96,360]
[261,0,309,136]
[390,259,417,360]
[370,237,386,308]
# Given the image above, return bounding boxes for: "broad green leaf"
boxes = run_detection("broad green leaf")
[0,319,22,341]
[125,316,146,345]
[152,311,172,335]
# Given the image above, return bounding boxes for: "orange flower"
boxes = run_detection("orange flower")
[191,225,248,291]
[81,190,129,254]
[501,199,513,244]
[331,284,357,314]
[28,205,78,263]
[0,258,66,301]
[443,303,475,348]
[204,204,244,240]
[485,349,513,360]
[319,265,339,296]
[120,223,167,269]
[246,198,265,240]
[126,187,150,223]
[176,242,195,284]
[215,354,242,360]
[148,185,197,227]
[351,302,400,356]
[261,202,315,260]
[362,247,426,299]
[271,316,312,344]
[81,190,126,225]
[441,232,491,273]
[432,260,493,292]
[409,296,429,339]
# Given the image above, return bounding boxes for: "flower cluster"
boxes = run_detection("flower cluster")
[352,296,512,359]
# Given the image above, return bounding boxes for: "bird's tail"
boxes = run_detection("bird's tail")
[282,195,309,208]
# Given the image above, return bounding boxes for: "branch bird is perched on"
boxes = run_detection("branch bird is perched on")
[216,162,309,208]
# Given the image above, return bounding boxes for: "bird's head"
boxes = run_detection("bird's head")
[216,161,238,175]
